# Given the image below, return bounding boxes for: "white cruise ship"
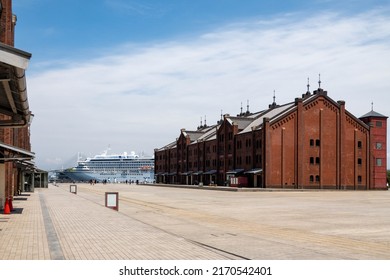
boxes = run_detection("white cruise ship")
[62,150,154,183]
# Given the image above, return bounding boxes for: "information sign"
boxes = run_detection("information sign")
[105,192,119,211]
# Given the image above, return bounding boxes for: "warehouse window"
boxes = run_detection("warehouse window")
[316,157,320,164]
[357,141,362,149]
[358,176,362,184]
[358,158,362,165]
[315,175,320,182]
[256,139,262,149]
[310,139,314,146]
[376,142,382,150]
[310,157,314,164]
[316,139,321,146]
[376,121,382,127]
[376,158,382,166]
[310,175,314,182]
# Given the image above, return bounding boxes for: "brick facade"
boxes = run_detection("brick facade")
[0,0,34,209]
[155,87,388,190]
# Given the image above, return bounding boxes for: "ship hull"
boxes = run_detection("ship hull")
[62,170,154,183]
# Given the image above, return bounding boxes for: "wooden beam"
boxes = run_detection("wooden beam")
[0,79,17,114]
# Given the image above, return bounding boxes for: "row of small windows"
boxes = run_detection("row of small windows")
[310,175,363,183]
[310,157,365,165]
[311,139,383,151]
[162,155,263,170]
[164,157,376,169]
[237,139,253,149]
[309,157,320,164]
[218,132,233,142]
[357,141,382,150]
[236,156,252,165]
[309,175,320,182]
[310,175,364,183]
[368,121,383,127]
[236,139,262,149]
[310,139,320,147]
[160,140,381,161]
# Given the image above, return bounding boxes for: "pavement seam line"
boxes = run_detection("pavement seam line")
[39,192,65,260]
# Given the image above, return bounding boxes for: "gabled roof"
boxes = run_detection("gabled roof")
[258,91,371,132]
[226,116,255,130]
[155,141,177,152]
[182,130,207,142]
[360,110,388,119]
[239,102,294,134]
[197,124,218,141]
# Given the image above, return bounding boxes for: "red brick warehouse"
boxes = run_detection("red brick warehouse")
[0,0,36,212]
[155,81,388,190]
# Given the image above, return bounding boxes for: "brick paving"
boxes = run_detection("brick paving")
[0,185,231,260]
[1,183,390,260]
[0,193,50,260]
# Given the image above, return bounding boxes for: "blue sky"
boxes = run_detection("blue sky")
[15,0,389,63]
[11,0,390,170]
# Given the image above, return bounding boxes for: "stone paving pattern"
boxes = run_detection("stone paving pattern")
[1,183,390,260]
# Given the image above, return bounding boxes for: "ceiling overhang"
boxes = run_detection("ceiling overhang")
[0,140,35,162]
[0,42,32,127]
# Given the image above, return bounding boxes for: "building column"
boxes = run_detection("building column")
[319,108,323,189]
[30,171,34,192]
[262,117,270,187]
[0,163,5,209]
[366,130,370,190]
[338,101,346,189]
[295,98,303,188]
[281,127,285,188]
[354,129,358,190]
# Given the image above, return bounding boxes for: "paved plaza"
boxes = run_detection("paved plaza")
[1,183,390,260]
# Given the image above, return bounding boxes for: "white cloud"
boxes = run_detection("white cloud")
[28,9,390,170]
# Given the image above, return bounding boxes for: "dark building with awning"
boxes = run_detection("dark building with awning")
[0,0,45,212]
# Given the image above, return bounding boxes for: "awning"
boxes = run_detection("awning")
[204,170,217,175]
[180,171,193,175]
[0,42,32,126]
[0,141,35,161]
[14,160,35,171]
[226,169,245,174]
[193,171,203,175]
[168,172,177,176]
[245,168,263,174]
[0,43,31,70]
